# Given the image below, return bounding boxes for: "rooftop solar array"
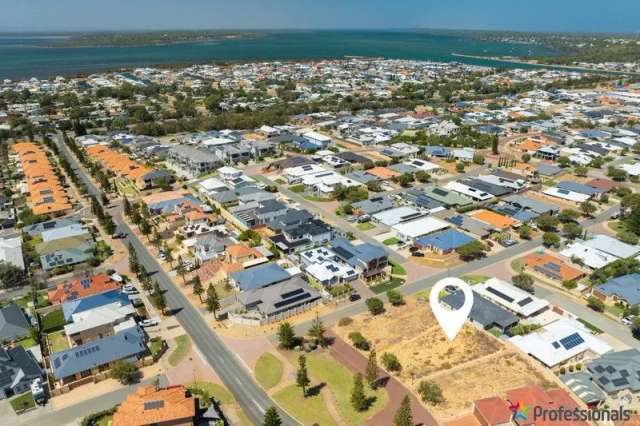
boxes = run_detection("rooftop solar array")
[486,286,514,303]
[559,333,585,350]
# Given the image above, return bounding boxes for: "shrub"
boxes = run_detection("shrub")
[381,352,402,372]
[348,331,371,351]
[418,380,444,405]
[386,290,405,306]
[365,297,385,315]
[338,317,353,327]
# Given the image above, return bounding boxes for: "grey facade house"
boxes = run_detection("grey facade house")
[0,303,31,343]
[442,291,518,332]
[502,195,560,216]
[329,238,388,279]
[352,196,395,216]
[0,346,43,399]
[168,145,221,178]
[560,372,606,405]
[230,262,291,292]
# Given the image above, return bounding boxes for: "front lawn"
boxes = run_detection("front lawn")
[273,384,337,426]
[370,277,404,294]
[40,308,65,333]
[168,335,191,366]
[605,304,624,318]
[148,337,165,358]
[382,237,400,246]
[389,260,406,276]
[10,391,35,413]
[462,274,490,285]
[254,352,283,390]
[48,330,70,353]
[289,184,305,193]
[356,222,375,231]
[307,353,388,425]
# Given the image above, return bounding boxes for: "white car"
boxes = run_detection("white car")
[122,286,139,295]
[159,253,167,261]
[140,318,159,327]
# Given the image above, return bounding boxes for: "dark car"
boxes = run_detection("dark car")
[112,232,127,239]
[349,293,361,302]
[411,251,425,257]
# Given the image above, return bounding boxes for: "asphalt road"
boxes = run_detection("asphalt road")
[54,134,298,426]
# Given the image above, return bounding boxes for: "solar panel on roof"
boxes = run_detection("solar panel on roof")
[485,286,515,303]
[432,188,448,197]
[612,378,629,387]
[143,400,165,410]
[620,369,630,377]
[552,341,560,349]
[518,297,533,307]
[598,376,610,385]
[559,333,585,350]
[544,262,561,271]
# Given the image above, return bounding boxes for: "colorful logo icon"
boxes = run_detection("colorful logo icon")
[509,401,529,420]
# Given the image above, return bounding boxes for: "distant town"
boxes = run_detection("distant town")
[1,56,640,426]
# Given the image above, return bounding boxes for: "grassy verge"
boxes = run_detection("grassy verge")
[168,335,191,366]
[383,237,400,246]
[605,304,624,318]
[289,184,305,193]
[307,353,388,425]
[462,274,490,285]
[10,392,35,412]
[356,222,375,231]
[370,277,404,294]
[273,384,337,426]
[254,352,284,390]
[187,381,234,404]
[578,318,603,334]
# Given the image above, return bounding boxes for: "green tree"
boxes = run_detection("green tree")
[205,283,220,319]
[296,355,311,397]
[262,407,282,426]
[277,322,297,349]
[386,290,405,306]
[455,162,465,173]
[543,232,561,248]
[512,273,535,294]
[111,360,139,384]
[396,173,414,187]
[587,296,605,312]
[558,209,581,223]
[307,313,327,347]
[381,352,402,372]
[192,275,204,302]
[562,222,584,240]
[536,214,560,232]
[415,170,430,183]
[580,201,597,217]
[128,243,139,275]
[366,297,385,315]
[456,240,486,260]
[351,373,368,412]
[176,257,188,284]
[518,224,532,240]
[394,395,413,426]
[418,380,444,405]
[366,348,378,389]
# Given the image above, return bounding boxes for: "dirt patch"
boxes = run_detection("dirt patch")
[333,297,559,423]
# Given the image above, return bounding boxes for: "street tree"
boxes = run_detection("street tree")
[277,322,297,349]
[296,355,311,397]
[262,407,282,426]
[394,395,413,426]
[307,313,327,347]
[205,283,220,319]
[366,348,378,389]
[351,373,368,412]
[192,275,204,302]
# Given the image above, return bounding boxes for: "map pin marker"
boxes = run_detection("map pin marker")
[429,277,474,341]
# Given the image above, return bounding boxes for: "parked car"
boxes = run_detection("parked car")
[500,239,518,248]
[122,287,139,295]
[139,318,160,327]
[112,232,127,239]
[412,251,425,257]
[349,293,361,302]
[357,214,371,223]
[129,296,144,307]
[159,253,167,261]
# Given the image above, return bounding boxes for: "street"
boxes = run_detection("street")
[53,134,298,426]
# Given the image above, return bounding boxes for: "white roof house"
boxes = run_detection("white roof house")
[0,237,24,270]
[198,177,228,194]
[543,187,591,203]
[301,170,362,194]
[510,317,612,368]
[303,131,332,144]
[560,242,618,269]
[582,234,640,260]
[282,164,327,183]
[306,261,357,285]
[403,159,442,173]
[620,163,640,177]
[445,181,494,202]
[373,207,422,227]
[391,216,450,241]
[475,278,549,318]
[64,302,136,336]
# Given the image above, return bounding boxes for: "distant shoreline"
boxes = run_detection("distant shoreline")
[451,53,640,76]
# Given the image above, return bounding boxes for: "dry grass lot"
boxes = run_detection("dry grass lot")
[334,297,557,421]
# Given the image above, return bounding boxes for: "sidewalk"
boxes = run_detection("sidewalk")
[327,330,438,426]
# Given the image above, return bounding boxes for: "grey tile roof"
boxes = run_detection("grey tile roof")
[0,346,43,398]
[587,349,640,394]
[597,273,640,305]
[559,372,606,404]
[352,196,395,215]
[50,324,146,380]
[503,194,559,215]
[442,290,518,330]
[237,277,321,317]
[230,263,291,291]
[0,303,31,342]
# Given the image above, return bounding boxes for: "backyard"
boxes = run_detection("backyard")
[40,308,65,333]
[47,330,70,353]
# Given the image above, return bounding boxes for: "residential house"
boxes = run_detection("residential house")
[61,289,132,322]
[0,237,24,270]
[392,216,450,242]
[329,238,388,280]
[112,385,196,426]
[475,278,549,318]
[64,303,136,347]
[445,181,494,202]
[587,349,640,397]
[352,196,395,216]
[229,262,291,292]
[510,318,612,368]
[0,303,31,343]
[502,195,559,216]
[233,277,322,323]
[471,209,519,232]
[592,273,640,308]
[48,273,122,305]
[414,229,475,255]
[559,372,607,407]
[419,186,473,208]
[522,252,586,283]
[50,321,147,387]
[441,213,494,239]
[231,199,288,228]
[0,346,43,399]
[37,233,94,271]
[442,290,518,332]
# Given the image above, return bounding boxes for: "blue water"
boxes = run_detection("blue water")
[0,31,557,80]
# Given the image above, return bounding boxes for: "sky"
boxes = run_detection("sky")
[1,0,639,33]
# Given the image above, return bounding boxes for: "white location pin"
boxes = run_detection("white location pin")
[429,277,474,341]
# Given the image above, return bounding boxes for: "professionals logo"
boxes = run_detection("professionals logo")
[509,401,530,421]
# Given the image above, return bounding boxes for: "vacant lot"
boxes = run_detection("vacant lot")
[334,297,556,422]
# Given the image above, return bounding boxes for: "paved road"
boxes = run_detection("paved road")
[54,134,298,426]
